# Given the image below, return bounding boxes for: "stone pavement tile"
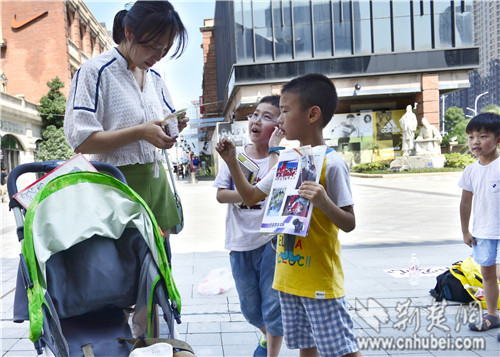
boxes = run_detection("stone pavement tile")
[8,338,34,351]
[428,350,480,356]
[229,313,246,322]
[188,322,221,334]
[190,344,224,357]
[185,302,229,315]
[186,332,222,346]
[220,321,257,333]
[222,343,257,357]
[221,331,258,346]
[3,350,36,357]
[0,338,17,353]
[1,327,27,339]
[181,313,231,323]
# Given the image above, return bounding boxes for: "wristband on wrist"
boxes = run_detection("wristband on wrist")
[268,146,285,155]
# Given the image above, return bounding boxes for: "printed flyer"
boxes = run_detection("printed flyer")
[260,145,327,237]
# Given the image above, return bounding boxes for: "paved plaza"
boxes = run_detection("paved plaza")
[1,172,499,356]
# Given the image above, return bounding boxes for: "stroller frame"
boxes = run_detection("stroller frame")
[8,161,181,356]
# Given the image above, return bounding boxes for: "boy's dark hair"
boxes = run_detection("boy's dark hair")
[466,112,500,137]
[259,95,280,109]
[281,73,338,128]
[113,1,187,59]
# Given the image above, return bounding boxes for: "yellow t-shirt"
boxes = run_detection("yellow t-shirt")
[272,158,346,299]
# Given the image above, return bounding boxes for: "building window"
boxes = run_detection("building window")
[434,0,453,48]
[313,0,333,57]
[66,7,74,41]
[372,0,391,53]
[253,0,273,61]
[392,0,412,52]
[333,0,352,56]
[413,0,432,50]
[235,0,254,63]
[352,0,372,55]
[272,0,293,60]
[455,0,473,47]
[293,1,312,59]
[80,23,86,49]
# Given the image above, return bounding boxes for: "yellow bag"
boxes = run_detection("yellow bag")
[449,257,500,310]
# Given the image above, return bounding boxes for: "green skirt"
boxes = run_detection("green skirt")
[118,162,180,232]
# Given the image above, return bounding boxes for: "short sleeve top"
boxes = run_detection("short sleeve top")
[64,48,176,166]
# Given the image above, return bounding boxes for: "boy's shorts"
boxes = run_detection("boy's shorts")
[471,238,500,266]
[230,239,283,337]
[279,292,359,356]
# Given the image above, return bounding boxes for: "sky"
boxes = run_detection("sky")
[84,0,216,119]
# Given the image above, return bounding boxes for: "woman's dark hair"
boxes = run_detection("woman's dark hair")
[466,112,500,137]
[113,1,187,59]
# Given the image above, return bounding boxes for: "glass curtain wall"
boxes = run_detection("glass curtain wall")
[233,0,473,63]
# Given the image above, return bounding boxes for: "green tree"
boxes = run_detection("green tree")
[38,77,66,128]
[444,106,465,133]
[481,104,500,115]
[35,126,74,161]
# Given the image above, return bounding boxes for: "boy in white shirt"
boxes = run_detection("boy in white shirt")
[459,113,500,338]
[213,96,285,356]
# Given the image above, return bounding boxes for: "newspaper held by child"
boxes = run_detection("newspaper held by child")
[260,145,327,237]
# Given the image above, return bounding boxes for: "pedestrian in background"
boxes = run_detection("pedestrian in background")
[64,0,188,236]
[1,168,8,203]
[459,113,500,338]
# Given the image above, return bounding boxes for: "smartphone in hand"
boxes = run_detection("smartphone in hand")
[161,108,186,139]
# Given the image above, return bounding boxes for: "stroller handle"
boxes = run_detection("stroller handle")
[7,160,127,198]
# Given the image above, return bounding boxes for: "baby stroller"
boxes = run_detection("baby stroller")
[7,160,182,357]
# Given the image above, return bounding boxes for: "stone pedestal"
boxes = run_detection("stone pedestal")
[389,155,446,171]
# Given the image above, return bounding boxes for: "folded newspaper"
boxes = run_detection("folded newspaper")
[14,154,97,209]
[260,145,327,237]
[237,151,259,185]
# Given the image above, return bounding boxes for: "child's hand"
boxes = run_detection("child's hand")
[216,138,237,164]
[298,181,329,211]
[269,127,285,148]
[463,232,476,247]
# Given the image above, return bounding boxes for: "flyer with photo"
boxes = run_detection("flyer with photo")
[260,145,327,237]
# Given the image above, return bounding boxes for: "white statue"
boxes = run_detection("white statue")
[415,118,442,155]
[399,105,418,156]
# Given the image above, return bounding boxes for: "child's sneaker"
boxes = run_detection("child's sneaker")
[253,335,267,357]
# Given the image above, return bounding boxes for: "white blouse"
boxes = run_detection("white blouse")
[64,48,176,167]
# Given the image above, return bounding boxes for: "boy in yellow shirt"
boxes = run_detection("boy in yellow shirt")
[217,74,361,356]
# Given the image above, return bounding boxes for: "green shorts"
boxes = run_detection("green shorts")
[118,162,180,232]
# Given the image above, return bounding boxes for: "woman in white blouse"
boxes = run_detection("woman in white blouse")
[64,1,188,237]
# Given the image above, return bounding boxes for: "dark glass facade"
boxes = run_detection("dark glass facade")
[215,1,477,107]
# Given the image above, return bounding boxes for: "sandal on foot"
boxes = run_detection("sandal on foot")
[469,313,500,331]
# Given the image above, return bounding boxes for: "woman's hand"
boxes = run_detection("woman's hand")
[177,112,189,133]
[269,127,285,148]
[141,121,177,149]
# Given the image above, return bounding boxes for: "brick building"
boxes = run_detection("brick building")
[0,0,112,171]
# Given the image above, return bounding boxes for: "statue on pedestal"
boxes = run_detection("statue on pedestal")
[415,118,442,155]
[399,105,418,156]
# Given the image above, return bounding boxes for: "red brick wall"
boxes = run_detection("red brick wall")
[419,73,440,127]
[201,24,219,118]
[2,1,71,103]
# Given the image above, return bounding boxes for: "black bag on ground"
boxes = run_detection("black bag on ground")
[429,263,474,304]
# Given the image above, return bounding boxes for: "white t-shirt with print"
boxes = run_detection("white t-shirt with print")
[213,146,274,251]
[458,157,500,239]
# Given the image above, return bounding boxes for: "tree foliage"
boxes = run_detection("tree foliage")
[481,104,500,115]
[35,126,74,161]
[444,106,465,133]
[38,77,66,128]
[442,107,468,145]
